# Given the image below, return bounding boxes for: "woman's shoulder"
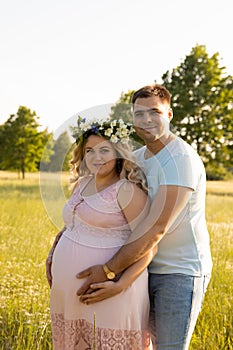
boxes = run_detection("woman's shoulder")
[117,179,147,208]
[72,175,93,193]
[118,178,146,193]
[117,178,135,191]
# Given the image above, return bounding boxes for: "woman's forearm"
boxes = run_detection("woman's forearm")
[46,226,66,287]
[48,226,66,258]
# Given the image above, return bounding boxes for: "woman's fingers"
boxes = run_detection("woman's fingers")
[79,281,121,304]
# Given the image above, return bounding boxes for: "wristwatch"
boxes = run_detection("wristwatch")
[103,264,116,280]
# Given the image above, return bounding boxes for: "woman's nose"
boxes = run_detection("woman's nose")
[94,151,102,160]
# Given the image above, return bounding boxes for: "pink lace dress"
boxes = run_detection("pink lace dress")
[50,176,152,349]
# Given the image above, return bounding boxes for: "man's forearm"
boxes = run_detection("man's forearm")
[106,186,192,274]
[107,224,165,274]
[106,186,167,274]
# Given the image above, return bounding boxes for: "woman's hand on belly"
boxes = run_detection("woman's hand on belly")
[79,281,123,304]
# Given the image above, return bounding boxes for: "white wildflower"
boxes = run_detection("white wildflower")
[104,128,113,137]
[121,137,129,144]
[110,134,119,143]
[80,121,91,131]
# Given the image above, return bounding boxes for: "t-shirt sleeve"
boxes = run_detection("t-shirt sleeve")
[159,154,199,190]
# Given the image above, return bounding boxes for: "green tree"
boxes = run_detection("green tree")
[110,45,233,178]
[110,90,144,145]
[110,90,134,122]
[0,106,53,179]
[47,131,72,172]
[162,44,233,173]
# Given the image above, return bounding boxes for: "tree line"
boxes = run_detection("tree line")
[0,106,72,179]
[0,44,232,179]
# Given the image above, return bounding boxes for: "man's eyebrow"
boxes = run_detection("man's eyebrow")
[133,108,146,113]
[148,108,160,112]
[134,107,160,113]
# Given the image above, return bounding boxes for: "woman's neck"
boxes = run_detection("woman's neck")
[93,173,120,192]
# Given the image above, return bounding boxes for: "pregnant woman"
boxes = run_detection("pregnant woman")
[46,117,156,349]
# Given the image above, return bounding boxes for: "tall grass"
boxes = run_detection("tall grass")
[0,174,55,350]
[0,172,232,349]
[192,191,233,349]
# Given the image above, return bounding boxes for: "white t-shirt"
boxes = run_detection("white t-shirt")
[134,136,212,277]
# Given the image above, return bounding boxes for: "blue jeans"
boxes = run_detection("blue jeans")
[149,273,210,350]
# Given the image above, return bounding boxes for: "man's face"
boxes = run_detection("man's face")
[133,96,173,143]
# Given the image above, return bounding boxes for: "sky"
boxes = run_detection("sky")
[0,0,232,136]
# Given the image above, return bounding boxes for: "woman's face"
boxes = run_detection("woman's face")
[84,135,118,177]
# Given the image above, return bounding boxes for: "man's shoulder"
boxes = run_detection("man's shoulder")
[169,136,200,158]
[168,137,205,176]
[133,145,146,158]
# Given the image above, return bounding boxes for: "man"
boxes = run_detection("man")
[48,84,212,349]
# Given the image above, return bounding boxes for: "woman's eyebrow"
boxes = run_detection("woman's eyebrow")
[85,146,93,150]
[85,145,110,151]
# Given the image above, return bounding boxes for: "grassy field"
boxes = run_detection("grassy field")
[0,171,232,349]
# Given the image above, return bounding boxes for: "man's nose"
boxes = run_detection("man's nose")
[142,111,152,122]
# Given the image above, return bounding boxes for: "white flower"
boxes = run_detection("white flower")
[121,137,129,144]
[117,128,128,137]
[104,128,113,137]
[130,126,135,133]
[110,134,119,143]
[79,121,90,131]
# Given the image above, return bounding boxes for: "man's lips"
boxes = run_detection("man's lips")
[137,126,157,131]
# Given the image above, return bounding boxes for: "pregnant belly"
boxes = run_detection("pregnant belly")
[51,234,120,288]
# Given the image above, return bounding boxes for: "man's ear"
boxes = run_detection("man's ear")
[168,108,173,121]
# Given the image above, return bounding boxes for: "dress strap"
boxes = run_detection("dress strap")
[73,175,93,195]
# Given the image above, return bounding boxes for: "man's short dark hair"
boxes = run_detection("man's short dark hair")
[132,84,171,106]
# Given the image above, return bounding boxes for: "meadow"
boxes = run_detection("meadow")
[0,171,232,349]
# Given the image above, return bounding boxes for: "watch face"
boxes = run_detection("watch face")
[107,272,115,280]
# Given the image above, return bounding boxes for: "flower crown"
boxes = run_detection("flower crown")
[71,116,135,144]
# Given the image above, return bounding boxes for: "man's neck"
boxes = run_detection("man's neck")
[145,133,175,159]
